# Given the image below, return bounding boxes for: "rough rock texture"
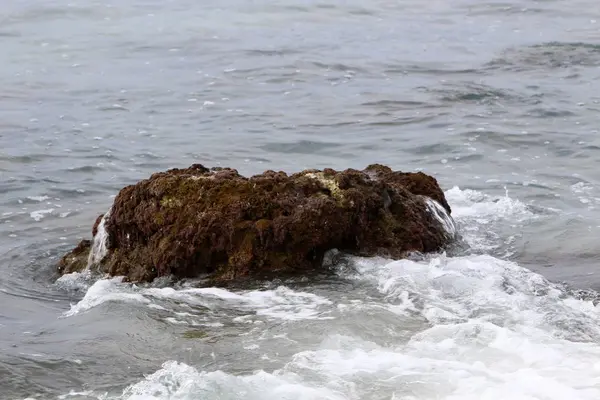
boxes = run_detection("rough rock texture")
[92,214,104,237]
[58,239,91,275]
[58,164,455,283]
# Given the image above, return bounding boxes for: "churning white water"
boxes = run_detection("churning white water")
[52,188,600,400]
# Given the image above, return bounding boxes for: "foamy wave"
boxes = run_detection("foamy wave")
[349,254,600,342]
[146,285,333,321]
[110,360,346,400]
[62,277,150,317]
[285,255,600,399]
[284,330,600,399]
[63,281,333,321]
[445,186,533,223]
[80,314,600,400]
[59,253,600,400]
[444,186,535,252]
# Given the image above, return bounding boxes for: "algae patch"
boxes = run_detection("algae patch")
[160,196,183,208]
[304,172,343,201]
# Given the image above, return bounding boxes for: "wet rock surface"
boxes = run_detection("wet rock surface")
[58,164,456,284]
[58,239,91,275]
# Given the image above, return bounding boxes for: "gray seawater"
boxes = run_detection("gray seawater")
[3,0,600,399]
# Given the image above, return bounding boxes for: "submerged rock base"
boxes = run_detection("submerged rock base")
[58,164,456,284]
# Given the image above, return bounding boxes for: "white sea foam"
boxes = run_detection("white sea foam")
[30,208,54,221]
[112,360,347,400]
[570,181,600,209]
[77,254,600,400]
[444,186,534,252]
[26,195,50,202]
[348,254,600,342]
[58,254,600,399]
[445,186,533,226]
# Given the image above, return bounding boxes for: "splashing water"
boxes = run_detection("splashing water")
[443,186,536,254]
[57,253,600,400]
[424,196,458,238]
[86,206,112,269]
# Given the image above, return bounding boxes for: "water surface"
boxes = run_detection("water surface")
[2,0,600,398]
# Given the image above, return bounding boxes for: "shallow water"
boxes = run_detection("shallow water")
[2,0,600,398]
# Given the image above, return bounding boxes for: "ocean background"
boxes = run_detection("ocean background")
[2,0,600,398]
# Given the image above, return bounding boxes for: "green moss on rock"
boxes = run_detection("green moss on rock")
[304,172,344,203]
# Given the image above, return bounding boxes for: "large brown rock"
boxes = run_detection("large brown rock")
[57,164,456,284]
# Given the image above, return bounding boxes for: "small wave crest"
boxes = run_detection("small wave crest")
[347,254,600,342]
[103,360,347,400]
[61,279,334,322]
[444,186,536,254]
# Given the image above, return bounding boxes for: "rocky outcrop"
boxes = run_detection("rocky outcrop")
[58,239,91,274]
[57,164,456,284]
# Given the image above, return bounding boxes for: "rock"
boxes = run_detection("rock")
[92,214,104,237]
[58,164,456,284]
[58,239,91,274]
